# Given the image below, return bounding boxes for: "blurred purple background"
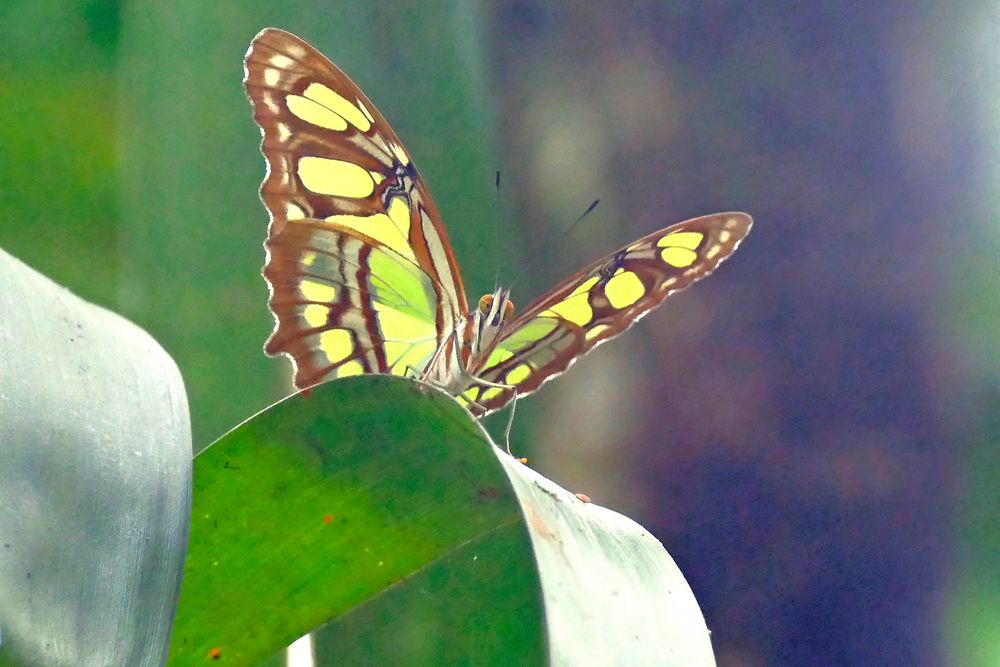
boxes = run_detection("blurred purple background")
[494,4,990,665]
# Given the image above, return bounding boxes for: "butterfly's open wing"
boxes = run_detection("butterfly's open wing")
[463,212,752,415]
[264,220,449,388]
[244,28,469,381]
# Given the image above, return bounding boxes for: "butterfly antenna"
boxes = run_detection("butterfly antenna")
[509,198,601,289]
[493,171,502,291]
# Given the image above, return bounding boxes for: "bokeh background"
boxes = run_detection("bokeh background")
[2,1,997,665]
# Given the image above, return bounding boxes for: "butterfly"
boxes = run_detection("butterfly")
[244,28,751,419]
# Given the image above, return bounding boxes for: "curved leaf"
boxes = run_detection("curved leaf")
[169,375,713,666]
[0,249,191,666]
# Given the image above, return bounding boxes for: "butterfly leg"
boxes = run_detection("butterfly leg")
[459,391,514,455]
[465,376,518,455]
[407,327,459,383]
[501,387,518,455]
[411,376,511,449]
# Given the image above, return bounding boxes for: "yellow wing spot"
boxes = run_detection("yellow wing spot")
[387,196,412,242]
[485,346,513,367]
[704,244,723,260]
[480,387,504,402]
[658,231,704,250]
[369,171,385,185]
[287,94,349,131]
[285,202,307,220]
[357,99,376,124]
[506,364,532,386]
[337,360,365,378]
[390,142,410,165]
[298,157,375,198]
[268,54,296,70]
[302,251,317,267]
[263,68,281,87]
[319,328,353,363]
[300,280,336,304]
[585,324,610,342]
[282,41,307,60]
[540,276,598,327]
[570,276,599,299]
[460,388,478,403]
[326,208,413,259]
[302,304,329,328]
[660,247,697,268]
[717,229,732,243]
[369,132,391,157]
[501,318,560,353]
[604,269,645,309]
[658,276,679,291]
[302,83,372,132]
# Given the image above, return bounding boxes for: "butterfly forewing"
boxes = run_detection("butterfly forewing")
[463,212,752,415]
[244,28,471,386]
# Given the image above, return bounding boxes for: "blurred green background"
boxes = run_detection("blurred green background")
[2,1,997,665]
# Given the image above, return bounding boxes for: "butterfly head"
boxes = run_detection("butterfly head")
[478,290,515,323]
[471,288,515,356]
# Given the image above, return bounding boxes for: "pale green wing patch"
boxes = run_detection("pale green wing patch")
[264,219,443,388]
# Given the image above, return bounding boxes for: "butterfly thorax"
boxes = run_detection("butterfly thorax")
[468,287,515,367]
[420,287,515,394]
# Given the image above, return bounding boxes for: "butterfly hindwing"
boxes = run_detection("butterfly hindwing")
[463,212,752,415]
[264,220,445,388]
[244,28,469,382]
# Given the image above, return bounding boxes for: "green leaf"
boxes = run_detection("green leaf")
[169,375,714,666]
[0,249,191,666]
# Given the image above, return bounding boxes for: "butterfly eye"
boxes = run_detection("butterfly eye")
[490,297,515,326]
[478,294,494,314]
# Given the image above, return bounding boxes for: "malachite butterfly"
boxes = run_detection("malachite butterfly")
[244,28,751,417]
